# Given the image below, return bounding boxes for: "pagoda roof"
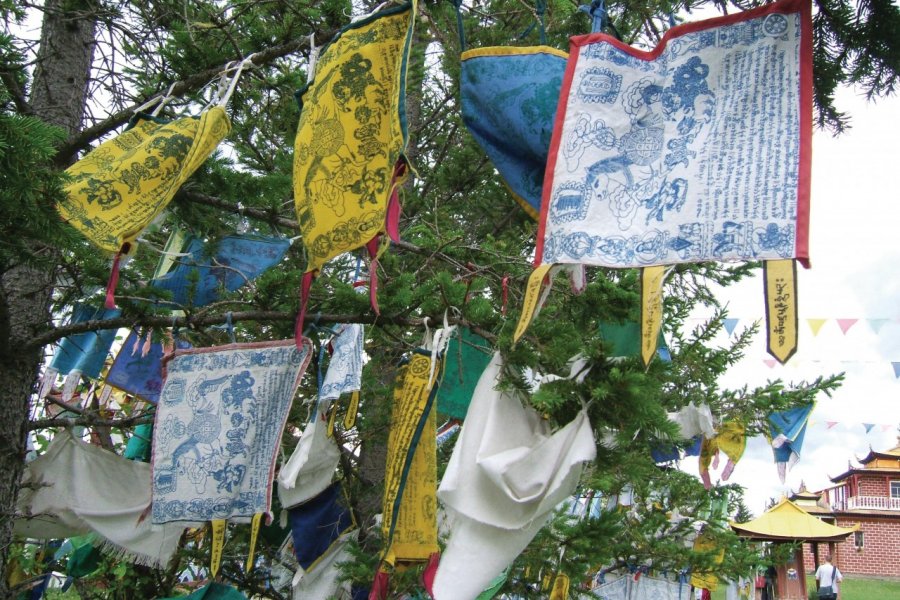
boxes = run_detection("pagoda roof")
[830,466,900,483]
[857,445,900,465]
[731,498,857,542]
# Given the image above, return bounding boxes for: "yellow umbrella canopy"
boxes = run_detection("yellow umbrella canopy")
[730,498,858,542]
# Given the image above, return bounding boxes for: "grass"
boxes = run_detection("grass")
[710,576,900,600]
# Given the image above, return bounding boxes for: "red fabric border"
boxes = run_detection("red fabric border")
[535,0,813,267]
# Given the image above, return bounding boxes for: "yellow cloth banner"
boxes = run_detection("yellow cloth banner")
[690,530,724,592]
[700,421,746,483]
[549,573,570,600]
[293,3,415,273]
[640,266,666,366]
[210,518,226,577]
[344,390,360,430]
[513,264,553,344]
[59,108,230,252]
[245,512,263,573]
[382,351,439,563]
[764,259,798,364]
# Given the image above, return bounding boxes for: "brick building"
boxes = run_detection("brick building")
[792,440,900,577]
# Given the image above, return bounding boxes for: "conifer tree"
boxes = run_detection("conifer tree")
[0,0,896,597]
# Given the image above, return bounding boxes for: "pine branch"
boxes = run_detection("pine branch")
[24,309,497,351]
[52,30,335,163]
[177,189,472,273]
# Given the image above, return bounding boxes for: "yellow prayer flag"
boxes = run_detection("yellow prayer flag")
[293,3,416,273]
[549,573,570,599]
[640,266,666,366]
[245,512,263,573]
[382,351,440,563]
[210,518,226,577]
[764,259,798,364]
[59,108,230,252]
[513,264,553,344]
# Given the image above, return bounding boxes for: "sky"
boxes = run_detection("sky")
[682,85,900,515]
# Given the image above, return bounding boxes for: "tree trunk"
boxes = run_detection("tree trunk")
[0,0,97,592]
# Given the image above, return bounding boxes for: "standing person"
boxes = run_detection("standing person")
[815,554,842,599]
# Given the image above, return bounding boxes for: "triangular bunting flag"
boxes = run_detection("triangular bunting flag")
[723,318,739,337]
[881,424,892,432]
[892,362,900,378]
[868,318,888,334]
[806,318,827,336]
[862,423,875,434]
[825,421,838,429]
[836,319,858,335]
[763,359,777,369]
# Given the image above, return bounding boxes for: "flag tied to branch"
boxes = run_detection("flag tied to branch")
[517,0,813,364]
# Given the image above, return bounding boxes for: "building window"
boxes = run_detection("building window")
[891,480,900,499]
[854,530,864,548]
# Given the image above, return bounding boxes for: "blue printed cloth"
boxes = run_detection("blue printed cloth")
[151,339,313,525]
[319,324,364,401]
[537,0,812,268]
[151,234,290,307]
[461,46,568,219]
[288,482,353,570]
[49,304,121,378]
[768,402,813,481]
[106,329,191,404]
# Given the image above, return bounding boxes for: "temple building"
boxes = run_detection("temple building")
[791,439,900,577]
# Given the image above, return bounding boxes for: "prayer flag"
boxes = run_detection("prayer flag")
[768,403,813,482]
[288,482,353,570]
[319,324,365,401]
[460,46,567,218]
[150,234,290,308]
[106,329,191,404]
[293,2,416,273]
[15,432,185,569]
[59,109,230,253]
[381,350,440,563]
[49,304,121,379]
[437,327,493,419]
[433,353,595,600]
[538,0,811,269]
[151,339,312,525]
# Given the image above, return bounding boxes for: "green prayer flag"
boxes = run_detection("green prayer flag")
[437,328,492,419]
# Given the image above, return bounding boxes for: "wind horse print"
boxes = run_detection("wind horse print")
[151,339,312,526]
[516,0,812,364]
[539,0,811,268]
[293,2,416,273]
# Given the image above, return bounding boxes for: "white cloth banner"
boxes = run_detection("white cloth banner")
[291,529,358,600]
[433,353,596,600]
[152,339,312,525]
[669,402,715,440]
[277,405,341,509]
[538,0,812,269]
[15,432,185,569]
[320,324,364,401]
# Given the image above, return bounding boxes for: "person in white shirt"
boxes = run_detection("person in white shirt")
[815,554,842,599]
